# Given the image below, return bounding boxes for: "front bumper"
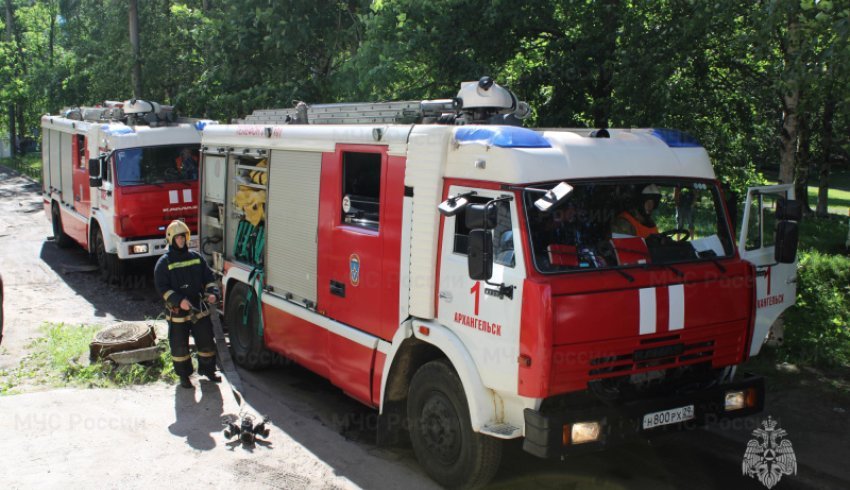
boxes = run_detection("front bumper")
[523,375,764,459]
[115,236,199,259]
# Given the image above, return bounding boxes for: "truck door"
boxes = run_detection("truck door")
[71,135,91,216]
[436,185,526,395]
[738,184,798,356]
[317,146,388,338]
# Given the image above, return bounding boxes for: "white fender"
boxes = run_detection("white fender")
[380,318,497,432]
[89,210,117,254]
[221,266,253,308]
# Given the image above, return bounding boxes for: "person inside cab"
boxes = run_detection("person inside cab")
[175,148,198,180]
[612,184,661,238]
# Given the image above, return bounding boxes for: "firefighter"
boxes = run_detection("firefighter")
[612,184,661,238]
[176,148,198,180]
[154,220,220,389]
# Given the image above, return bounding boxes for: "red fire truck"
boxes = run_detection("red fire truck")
[42,100,212,281]
[198,79,800,489]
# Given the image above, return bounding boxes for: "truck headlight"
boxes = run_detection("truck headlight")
[725,388,757,411]
[569,421,601,444]
[130,244,149,255]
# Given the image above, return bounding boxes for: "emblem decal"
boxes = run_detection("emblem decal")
[742,416,797,489]
[349,254,360,287]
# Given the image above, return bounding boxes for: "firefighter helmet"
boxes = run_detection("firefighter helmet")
[637,184,662,217]
[165,220,191,245]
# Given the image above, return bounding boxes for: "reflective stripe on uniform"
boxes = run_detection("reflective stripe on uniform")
[167,258,201,270]
[204,282,217,290]
[197,351,216,358]
[163,290,177,301]
[172,354,191,362]
[166,311,210,323]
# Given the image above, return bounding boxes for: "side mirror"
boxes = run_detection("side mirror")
[89,158,102,188]
[466,204,497,230]
[775,220,799,264]
[438,191,476,217]
[468,229,493,280]
[776,199,802,221]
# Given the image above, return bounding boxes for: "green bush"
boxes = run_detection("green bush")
[781,251,850,367]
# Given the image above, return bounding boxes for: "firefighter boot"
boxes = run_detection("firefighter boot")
[179,375,194,389]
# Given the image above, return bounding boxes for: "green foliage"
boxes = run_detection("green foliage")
[798,213,850,253]
[0,322,177,395]
[781,251,850,367]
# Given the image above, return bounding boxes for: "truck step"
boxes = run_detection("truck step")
[480,422,521,439]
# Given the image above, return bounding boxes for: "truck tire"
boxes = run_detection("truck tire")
[94,229,123,284]
[407,359,502,489]
[225,282,273,370]
[51,203,73,248]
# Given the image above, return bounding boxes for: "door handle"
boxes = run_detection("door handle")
[330,280,346,298]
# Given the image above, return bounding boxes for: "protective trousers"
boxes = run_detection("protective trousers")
[168,316,216,378]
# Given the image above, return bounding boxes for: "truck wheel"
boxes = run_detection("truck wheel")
[51,204,73,248]
[94,230,123,283]
[225,282,272,369]
[407,359,502,489]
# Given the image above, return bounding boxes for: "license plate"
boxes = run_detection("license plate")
[642,405,695,429]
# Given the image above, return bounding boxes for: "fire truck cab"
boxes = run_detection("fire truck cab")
[42,100,213,281]
[198,79,800,488]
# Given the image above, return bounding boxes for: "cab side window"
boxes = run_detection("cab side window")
[452,197,515,268]
[341,152,381,231]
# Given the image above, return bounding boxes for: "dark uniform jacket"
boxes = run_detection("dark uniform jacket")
[154,245,218,319]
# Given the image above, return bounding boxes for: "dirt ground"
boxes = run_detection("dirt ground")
[0,164,848,490]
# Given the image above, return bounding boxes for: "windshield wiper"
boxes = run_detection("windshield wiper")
[639,262,684,278]
[611,268,635,283]
[662,264,684,278]
[707,259,726,273]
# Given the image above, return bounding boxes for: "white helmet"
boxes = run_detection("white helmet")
[642,184,662,196]
[165,220,190,245]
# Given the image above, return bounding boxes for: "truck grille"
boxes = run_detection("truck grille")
[549,320,746,395]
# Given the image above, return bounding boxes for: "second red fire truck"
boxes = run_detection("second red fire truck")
[197,79,800,488]
[42,100,213,281]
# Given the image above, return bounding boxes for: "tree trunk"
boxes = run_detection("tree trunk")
[4,0,16,156]
[794,110,811,213]
[778,17,801,186]
[129,0,142,98]
[816,91,836,217]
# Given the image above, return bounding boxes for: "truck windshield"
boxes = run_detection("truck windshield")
[524,180,734,273]
[115,145,200,186]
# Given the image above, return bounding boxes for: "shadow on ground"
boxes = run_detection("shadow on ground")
[38,240,162,321]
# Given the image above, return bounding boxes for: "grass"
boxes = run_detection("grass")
[0,322,177,395]
[763,168,850,216]
[0,153,42,181]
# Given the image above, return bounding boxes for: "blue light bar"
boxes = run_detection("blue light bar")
[650,128,701,148]
[455,126,551,149]
[101,124,134,135]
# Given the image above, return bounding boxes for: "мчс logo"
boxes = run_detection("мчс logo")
[742,416,797,488]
